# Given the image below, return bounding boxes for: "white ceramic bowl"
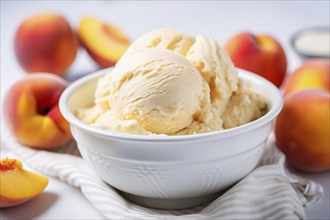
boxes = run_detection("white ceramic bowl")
[59,68,282,209]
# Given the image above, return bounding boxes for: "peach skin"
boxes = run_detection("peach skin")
[282,59,330,97]
[275,89,330,172]
[3,73,72,149]
[78,17,131,68]
[0,158,48,208]
[14,13,78,76]
[224,32,287,87]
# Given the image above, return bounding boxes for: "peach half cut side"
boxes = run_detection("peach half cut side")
[79,17,131,68]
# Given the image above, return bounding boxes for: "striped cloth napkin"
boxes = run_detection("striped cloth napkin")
[1,127,323,219]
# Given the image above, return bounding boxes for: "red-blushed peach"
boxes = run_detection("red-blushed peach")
[14,13,78,76]
[78,17,131,68]
[224,32,287,87]
[3,73,72,149]
[282,59,330,97]
[0,158,48,208]
[275,89,330,172]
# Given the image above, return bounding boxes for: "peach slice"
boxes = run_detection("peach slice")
[78,17,131,68]
[0,158,49,208]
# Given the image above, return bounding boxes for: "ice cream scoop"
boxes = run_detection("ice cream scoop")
[186,35,238,115]
[119,28,195,63]
[97,48,207,134]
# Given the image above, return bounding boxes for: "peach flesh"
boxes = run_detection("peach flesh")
[0,158,49,208]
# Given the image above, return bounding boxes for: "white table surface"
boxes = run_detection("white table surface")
[1,1,329,219]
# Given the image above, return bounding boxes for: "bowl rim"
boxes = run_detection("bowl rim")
[59,67,283,142]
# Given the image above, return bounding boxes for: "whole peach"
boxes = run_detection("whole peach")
[14,14,78,76]
[3,73,72,148]
[282,59,330,97]
[275,89,330,172]
[224,32,287,87]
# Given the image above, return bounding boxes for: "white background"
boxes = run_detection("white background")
[1,1,329,219]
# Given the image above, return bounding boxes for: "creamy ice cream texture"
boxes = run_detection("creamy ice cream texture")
[77,29,268,135]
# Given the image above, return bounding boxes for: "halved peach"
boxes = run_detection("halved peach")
[0,158,49,208]
[78,17,131,68]
[3,73,72,149]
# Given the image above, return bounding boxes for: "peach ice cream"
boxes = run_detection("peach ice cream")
[77,29,268,135]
